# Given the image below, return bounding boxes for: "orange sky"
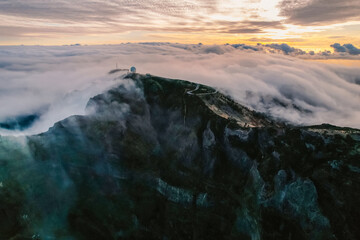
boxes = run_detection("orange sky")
[1,0,360,52]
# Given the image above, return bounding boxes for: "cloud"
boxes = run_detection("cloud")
[247,37,305,43]
[1,43,360,136]
[331,43,347,53]
[236,42,360,59]
[265,43,306,55]
[242,21,285,29]
[222,28,263,34]
[230,44,260,51]
[0,0,287,42]
[279,0,360,25]
[216,20,284,34]
[331,43,360,55]
[344,44,360,55]
[0,45,126,135]
[0,1,201,21]
[0,0,213,38]
[328,36,345,39]
[1,0,359,46]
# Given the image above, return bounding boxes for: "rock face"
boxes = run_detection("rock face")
[0,73,359,240]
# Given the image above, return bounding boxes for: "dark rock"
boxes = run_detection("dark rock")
[0,73,359,239]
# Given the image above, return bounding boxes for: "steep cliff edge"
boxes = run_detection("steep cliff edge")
[0,73,359,240]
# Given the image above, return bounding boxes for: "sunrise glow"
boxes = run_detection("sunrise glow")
[0,0,358,52]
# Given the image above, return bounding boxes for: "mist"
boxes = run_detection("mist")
[1,43,360,135]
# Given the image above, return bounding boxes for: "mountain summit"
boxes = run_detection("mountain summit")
[0,73,359,239]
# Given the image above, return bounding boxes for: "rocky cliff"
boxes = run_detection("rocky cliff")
[0,73,359,240]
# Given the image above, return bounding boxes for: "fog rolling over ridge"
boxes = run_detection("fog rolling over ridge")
[1,43,360,135]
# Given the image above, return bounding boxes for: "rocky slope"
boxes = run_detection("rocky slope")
[0,73,359,240]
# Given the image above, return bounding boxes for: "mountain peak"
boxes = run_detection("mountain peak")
[0,74,359,239]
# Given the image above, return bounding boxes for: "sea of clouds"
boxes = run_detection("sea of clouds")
[1,43,360,135]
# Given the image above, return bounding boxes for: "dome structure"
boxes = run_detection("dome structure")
[130,66,136,73]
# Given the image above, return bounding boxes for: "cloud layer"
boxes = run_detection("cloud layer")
[0,0,283,40]
[279,0,360,25]
[1,43,360,136]
[237,42,360,58]
[2,0,360,47]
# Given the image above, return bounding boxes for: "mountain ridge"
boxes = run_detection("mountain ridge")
[0,73,359,240]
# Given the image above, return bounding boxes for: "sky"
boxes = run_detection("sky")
[1,0,360,51]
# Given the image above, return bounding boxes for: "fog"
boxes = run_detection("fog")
[1,43,360,135]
